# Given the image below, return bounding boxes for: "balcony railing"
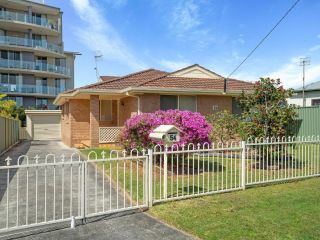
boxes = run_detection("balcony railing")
[0,36,63,54]
[0,83,64,96]
[0,10,59,32]
[0,59,70,76]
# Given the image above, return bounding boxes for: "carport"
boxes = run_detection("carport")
[25,110,61,140]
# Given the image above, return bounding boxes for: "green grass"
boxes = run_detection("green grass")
[149,177,320,240]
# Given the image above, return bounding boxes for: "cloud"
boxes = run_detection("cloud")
[309,45,320,52]
[160,60,191,71]
[70,0,145,70]
[318,34,320,39]
[268,57,320,88]
[170,0,201,34]
[168,0,214,48]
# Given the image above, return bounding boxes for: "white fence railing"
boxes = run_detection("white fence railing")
[99,127,123,143]
[0,136,319,235]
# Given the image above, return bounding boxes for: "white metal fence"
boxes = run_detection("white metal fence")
[0,136,319,234]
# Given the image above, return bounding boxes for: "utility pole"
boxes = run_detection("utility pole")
[299,57,310,107]
[94,53,103,82]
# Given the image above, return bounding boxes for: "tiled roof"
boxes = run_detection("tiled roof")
[64,66,253,94]
[100,76,121,82]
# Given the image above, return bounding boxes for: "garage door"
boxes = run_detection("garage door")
[33,115,61,140]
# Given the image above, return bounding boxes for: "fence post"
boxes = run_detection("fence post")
[163,145,168,199]
[241,141,246,190]
[147,149,153,207]
[81,161,86,220]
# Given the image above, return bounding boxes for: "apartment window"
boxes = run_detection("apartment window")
[36,98,48,110]
[160,95,178,110]
[55,58,66,67]
[100,100,112,121]
[160,95,197,111]
[179,96,197,112]
[312,99,320,106]
[1,50,20,60]
[55,79,66,94]
[15,97,23,107]
[36,78,47,94]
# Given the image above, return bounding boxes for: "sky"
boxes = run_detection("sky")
[45,0,320,89]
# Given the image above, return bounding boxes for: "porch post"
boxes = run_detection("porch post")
[90,95,99,148]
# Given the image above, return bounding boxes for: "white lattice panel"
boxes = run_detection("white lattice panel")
[99,127,123,143]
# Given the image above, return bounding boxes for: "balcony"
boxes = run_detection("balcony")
[0,59,71,78]
[0,36,63,56]
[0,83,64,96]
[0,10,60,35]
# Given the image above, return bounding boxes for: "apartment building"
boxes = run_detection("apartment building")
[0,0,76,110]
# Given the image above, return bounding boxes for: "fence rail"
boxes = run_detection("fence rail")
[0,116,19,155]
[0,136,319,234]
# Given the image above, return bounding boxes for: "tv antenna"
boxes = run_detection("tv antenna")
[94,51,103,82]
[299,57,310,107]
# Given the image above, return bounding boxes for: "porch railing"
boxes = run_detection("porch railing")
[99,127,123,143]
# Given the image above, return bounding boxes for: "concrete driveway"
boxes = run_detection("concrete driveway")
[0,140,193,240]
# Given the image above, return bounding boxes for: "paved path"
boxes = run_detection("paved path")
[0,140,193,240]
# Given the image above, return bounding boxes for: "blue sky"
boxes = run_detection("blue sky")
[46,0,320,88]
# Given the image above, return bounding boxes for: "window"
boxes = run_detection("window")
[179,96,197,112]
[160,95,197,111]
[312,99,320,106]
[55,58,66,67]
[100,100,112,121]
[160,95,178,110]
[36,98,48,110]
[15,97,23,107]
[55,79,66,94]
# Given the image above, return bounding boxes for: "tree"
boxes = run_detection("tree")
[0,94,16,118]
[238,78,296,139]
[206,110,240,143]
[0,94,26,124]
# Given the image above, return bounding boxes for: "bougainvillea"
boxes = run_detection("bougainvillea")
[119,110,212,150]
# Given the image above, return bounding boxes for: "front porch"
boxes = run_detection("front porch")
[61,94,138,148]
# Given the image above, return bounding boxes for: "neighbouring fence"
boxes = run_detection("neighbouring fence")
[0,116,19,155]
[0,136,320,234]
[289,106,320,137]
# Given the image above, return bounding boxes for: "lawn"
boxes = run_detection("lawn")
[149,177,320,240]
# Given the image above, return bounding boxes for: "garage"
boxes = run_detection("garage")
[25,110,61,141]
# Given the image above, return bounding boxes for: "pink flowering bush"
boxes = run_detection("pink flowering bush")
[119,110,212,150]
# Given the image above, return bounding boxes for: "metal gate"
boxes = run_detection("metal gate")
[0,150,148,235]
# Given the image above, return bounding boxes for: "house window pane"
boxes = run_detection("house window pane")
[100,100,112,121]
[312,99,320,106]
[179,96,196,112]
[160,95,178,110]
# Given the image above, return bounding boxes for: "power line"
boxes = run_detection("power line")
[227,0,301,79]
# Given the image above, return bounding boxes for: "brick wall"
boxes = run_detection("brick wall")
[90,95,100,147]
[197,95,232,116]
[119,97,138,125]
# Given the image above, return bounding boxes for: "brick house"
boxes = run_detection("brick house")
[53,64,253,148]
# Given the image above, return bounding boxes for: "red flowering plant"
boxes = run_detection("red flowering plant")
[237,77,296,140]
[119,110,212,150]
